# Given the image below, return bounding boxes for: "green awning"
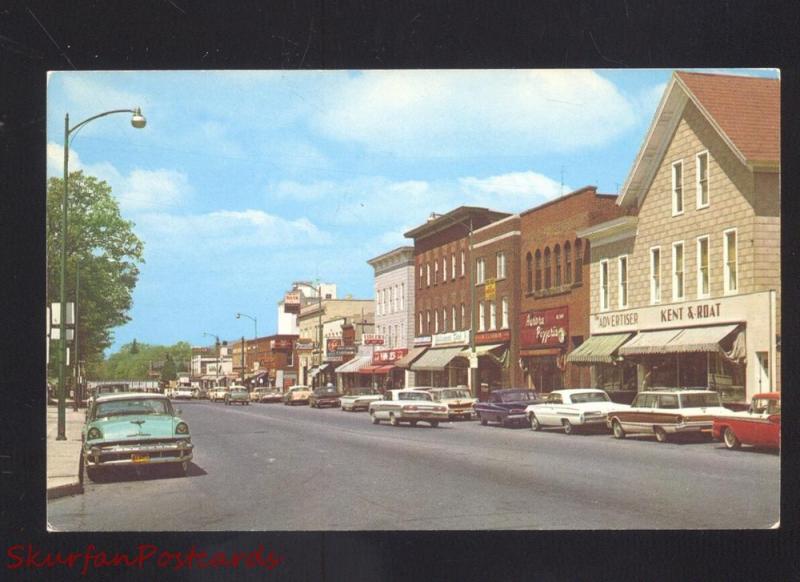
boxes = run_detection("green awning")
[567,333,633,365]
[458,344,505,357]
[410,346,467,372]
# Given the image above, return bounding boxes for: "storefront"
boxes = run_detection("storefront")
[395,345,429,387]
[409,331,469,387]
[470,330,511,392]
[519,307,569,393]
[587,290,776,403]
[335,355,373,392]
[361,348,408,390]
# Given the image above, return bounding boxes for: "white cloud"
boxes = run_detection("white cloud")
[460,171,567,203]
[314,70,637,157]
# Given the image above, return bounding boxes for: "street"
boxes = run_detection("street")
[48,400,780,531]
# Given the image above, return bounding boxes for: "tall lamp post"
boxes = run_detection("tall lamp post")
[56,107,146,440]
[235,312,257,339]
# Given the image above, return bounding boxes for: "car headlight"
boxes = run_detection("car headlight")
[87,427,102,440]
[175,422,189,435]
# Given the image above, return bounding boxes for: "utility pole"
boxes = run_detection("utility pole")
[317,283,323,388]
[241,336,245,385]
[73,260,79,411]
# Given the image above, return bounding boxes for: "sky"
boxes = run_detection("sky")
[46,68,778,352]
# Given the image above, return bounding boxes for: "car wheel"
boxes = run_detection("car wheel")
[724,427,741,450]
[371,411,380,424]
[480,415,488,426]
[85,462,99,483]
[429,420,439,428]
[612,419,625,439]
[562,420,574,435]
[529,414,541,431]
[654,426,669,443]
[390,413,399,427]
[409,420,418,427]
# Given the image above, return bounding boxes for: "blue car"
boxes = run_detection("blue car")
[474,389,543,427]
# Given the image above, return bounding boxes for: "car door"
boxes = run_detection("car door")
[539,393,561,426]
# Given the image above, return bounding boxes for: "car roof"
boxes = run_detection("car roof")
[95,392,168,403]
[639,389,716,395]
[550,388,605,395]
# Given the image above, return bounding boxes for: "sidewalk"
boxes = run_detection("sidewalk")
[46,405,85,499]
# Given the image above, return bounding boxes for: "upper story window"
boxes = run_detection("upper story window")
[452,305,457,331]
[525,252,533,293]
[478,301,486,331]
[451,253,456,280]
[496,252,506,279]
[476,258,486,284]
[426,263,431,287]
[554,244,562,287]
[534,250,542,291]
[697,236,710,298]
[461,251,465,277]
[544,247,552,289]
[426,311,431,334]
[650,247,661,304]
[461,303,466,331]
[489,302,497,330]
[723,229,738,294]
[418,312,423,335]
[501,297,509,329]
[672,160,684,215]
[434,310,439,333]
[400,283,405,310]
[600,259,609,311]
[419,265,423,289]
[434,261,439,285]
[442,257,447,284]
[574,239,583,283]
[442,308,448,332]
[564,242,572,285]
[696,152,709,209]
[618,256,628,308]
[672,242,685,301]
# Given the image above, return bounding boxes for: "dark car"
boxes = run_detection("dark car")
[474,389,543,427]
[309,386,342,408]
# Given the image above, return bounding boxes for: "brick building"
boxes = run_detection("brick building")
[575,71,780,403]
[403,206,510,389]
[241,334,299,390]
[517,186,624,392]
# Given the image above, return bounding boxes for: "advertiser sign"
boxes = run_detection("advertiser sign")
[520,306,569,348]
[372,348,409,365]
[283,291,301,313]
[295,339,315,351]
[363,334,385,345]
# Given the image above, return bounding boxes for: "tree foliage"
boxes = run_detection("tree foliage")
[47,171,145,376]
[99,341,192,381]
[160,354,177,383]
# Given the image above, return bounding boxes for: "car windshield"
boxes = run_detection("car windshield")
[679,392,721,408]
[501,391,537,402]
[437,389,471,399]
[318,387,338,394]
[570,392,610,404]
[753,398,781,414]
[95,398,172,419]
[400,392,432,401]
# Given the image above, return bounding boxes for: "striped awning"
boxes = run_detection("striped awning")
[458,344,505,357]
[358,365,394,375]
[410,346,466,372]
[335,356,372,374]
[394,346,428,369]
[619,325,738,356]
[567,333,633,365]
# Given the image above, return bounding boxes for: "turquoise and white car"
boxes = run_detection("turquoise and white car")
[82,392,193,481]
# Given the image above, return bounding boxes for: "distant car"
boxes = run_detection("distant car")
[607,389,730,442]
[368,389,449,427]
[225,386,250,406]
[209,387,229,403]
[474,389,543,427]
[427,387,477,420]
[712,392,781,450]
[283,385,312,406]
[82,392,193,480]
[194,387,208,400]
[525,388,630,434]
[309,386,342,408]
[339,389,383,412]
[173,386,194,400]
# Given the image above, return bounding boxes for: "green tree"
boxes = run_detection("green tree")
[130,339,139,354]
[99,341,192,381]
[161,354,177,383]
[47,171,145,376]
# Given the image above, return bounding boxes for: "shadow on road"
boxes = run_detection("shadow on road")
[87,462,207,484]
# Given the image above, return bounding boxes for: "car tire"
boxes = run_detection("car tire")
[724,427,741,450]
[409,420,418,427]
[390,413,399,427]
[563,420,574,435]
[654,426,669,443]
[612,419,625,439]
[85,463,99,483]
[371,411,380,424]
[429,420,439,428]
[529,414,541,431]
[480,415,488,426]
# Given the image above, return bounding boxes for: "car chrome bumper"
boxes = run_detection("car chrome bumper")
[667,421,713,434]
[85,442,193,467]
[398,412,450,421]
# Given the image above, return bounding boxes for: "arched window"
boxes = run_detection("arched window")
[575,239,583,283]
[526,252,533,293]
[564,241,572,285]
[544,247,552,289]
[534,250,542,291]
[554,244,562,287]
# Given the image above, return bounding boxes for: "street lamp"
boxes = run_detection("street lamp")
[56,107,146,440]
[235,312,257,339]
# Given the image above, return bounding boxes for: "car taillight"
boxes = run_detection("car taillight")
[510,408,524,414]
[403,405,418,411]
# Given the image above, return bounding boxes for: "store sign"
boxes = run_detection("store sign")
[476,330,510,344]
[520,307,568,348]
[295,339,315,351]
[270,338,294,350]
[414,336,432,346]
[591,297,747,334]
[283,291,301,313]
[363,334,385,345]
[326,338,342,353]
[372,348,408,365]
[432,330,470,347]
[484,278,496,301]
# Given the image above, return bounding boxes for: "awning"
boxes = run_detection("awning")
[619,325,738,356]
[358,365,394,375]
[394,346,428,369]
[308,366,320,378]
[335,355,372,374]
[320,362,335,371]
[458,344,505,357]
[410,346,467,372]
[567,333,633,365]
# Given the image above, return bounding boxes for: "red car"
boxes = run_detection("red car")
[712,392,781,450]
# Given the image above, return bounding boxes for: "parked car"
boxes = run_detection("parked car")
[250,387,278,403]
[309,386,342,408]
[209,387,229,403]
[82,392,193,480]
[173,386,195,400]
[607,389,730,442]
[369,389,449,427]
[427,387,477,420]
[339,389,383,412]
[225,386,250,405]
[283,385,312,405]
[474,389,543,427]
[525,388,630,434]
[194,387,208,400]
[712,392,781,450]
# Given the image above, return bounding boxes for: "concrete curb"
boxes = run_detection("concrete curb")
[47,481,84,500]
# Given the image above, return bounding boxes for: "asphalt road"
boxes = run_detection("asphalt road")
[47,400,780,531]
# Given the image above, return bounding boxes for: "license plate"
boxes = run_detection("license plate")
[131,453,150,463]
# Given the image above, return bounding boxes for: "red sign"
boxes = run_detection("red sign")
[363,334,384,345]
[284,292,301,313]
[520,307,569,348]
[372,348,408,365]
[326,338,342,353]
[475,330,511,344]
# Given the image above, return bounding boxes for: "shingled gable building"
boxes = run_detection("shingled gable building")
[403,206,510,391]
[573,71,780,404]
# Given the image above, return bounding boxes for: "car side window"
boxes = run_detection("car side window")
[547,394,562,404]
[658,394,679,409]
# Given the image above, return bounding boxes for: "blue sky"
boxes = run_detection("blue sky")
[46,68,778,352]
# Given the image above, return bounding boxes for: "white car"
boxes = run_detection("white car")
[368,389,449,427]
[427,387,477,420]
[340,389,383,411]
[172,386,195,400]
[525,388,630,435]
